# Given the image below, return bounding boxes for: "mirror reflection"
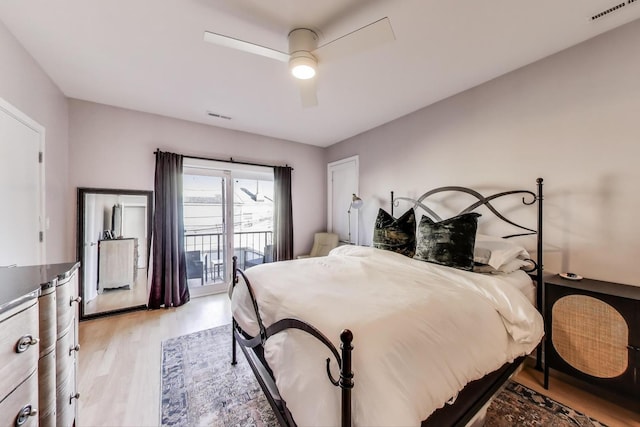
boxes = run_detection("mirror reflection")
[78,188,152,318]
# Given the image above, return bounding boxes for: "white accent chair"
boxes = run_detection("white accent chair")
[297,232,340,259]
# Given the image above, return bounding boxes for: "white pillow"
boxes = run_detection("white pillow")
[474,234,530,270]
[473,258,533,274]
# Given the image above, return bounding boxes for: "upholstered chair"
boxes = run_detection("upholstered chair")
[297,232,340,259]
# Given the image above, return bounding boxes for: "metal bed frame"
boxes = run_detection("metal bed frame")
[230,178,544,427]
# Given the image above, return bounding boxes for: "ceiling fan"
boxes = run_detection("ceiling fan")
[204,17,395,107]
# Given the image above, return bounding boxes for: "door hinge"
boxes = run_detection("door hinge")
[38,152,43,163]
[39,231,44,242]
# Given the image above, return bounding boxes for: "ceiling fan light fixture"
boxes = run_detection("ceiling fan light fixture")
[289,52,317,80]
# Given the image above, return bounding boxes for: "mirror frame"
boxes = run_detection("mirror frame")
[77,187,153,320]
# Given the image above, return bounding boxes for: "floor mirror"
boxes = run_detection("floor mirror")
[77,188,152,319]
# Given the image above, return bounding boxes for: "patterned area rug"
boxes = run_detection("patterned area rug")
[161,325,606,427]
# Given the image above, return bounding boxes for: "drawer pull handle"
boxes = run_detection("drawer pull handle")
[69,344,81,355]
[15,405,37,426]
[15,335,39,354]
[70,296,82,306]
[69,393,80,404]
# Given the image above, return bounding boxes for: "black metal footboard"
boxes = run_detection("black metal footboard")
[230,256,354,427]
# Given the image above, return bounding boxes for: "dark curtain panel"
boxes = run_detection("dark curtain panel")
[149,151,190,308]
[273,166,294,261]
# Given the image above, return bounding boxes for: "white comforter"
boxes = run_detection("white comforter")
[231,245,544,427]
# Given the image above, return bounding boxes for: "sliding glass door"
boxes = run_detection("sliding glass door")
[183,159,273,295]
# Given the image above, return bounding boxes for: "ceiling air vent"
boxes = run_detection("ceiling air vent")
[207,111,232,120]
[591,2,628,20]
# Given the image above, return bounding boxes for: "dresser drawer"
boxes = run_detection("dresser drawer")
[56,329,76,388]
[38,349,56,427]
[0,369,38,427]
[39,286,57,357]
[56,368,78,427]
[56,275,79,336]
[0,300,39,398]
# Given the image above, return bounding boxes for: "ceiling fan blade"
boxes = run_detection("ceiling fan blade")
[204,31,290,62]
[313,17,394,63]
[297,78,318,108]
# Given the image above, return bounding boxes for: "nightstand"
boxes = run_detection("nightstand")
[544,275,640,400]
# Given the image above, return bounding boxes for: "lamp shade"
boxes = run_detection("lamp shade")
[351,194,363,209]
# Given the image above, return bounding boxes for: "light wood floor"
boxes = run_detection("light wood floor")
[77,293,640,427]
[78,293,232,426]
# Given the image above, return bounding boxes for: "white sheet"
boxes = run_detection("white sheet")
[231,245,543,427]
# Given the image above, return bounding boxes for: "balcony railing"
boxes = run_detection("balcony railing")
[184,230,273,285]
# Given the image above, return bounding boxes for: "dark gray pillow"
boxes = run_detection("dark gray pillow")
[372,208,416,257]
[414,213,481,271]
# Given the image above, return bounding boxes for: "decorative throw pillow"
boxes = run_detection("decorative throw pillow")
[372,208,416,257]
[414,212,481,271]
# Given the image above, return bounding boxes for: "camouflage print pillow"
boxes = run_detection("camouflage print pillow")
[372,208,416,257]
[414,212,481,271]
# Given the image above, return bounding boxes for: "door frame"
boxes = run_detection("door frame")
[327,155,359,244]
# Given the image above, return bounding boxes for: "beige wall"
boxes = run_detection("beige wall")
[68,100,326,257]
[0,20,70,262]
[327,19,640,286]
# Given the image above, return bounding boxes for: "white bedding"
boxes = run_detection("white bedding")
[230,245,544,426]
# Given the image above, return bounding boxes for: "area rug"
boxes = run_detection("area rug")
[161,325,606,427]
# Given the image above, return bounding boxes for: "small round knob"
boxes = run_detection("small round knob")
[70,296,82,306]
[15,405,37,426]
[69,344,80,356]
[15,335,39,354]
[69,393,80,404]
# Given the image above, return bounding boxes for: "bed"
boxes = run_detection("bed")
[229,178,545,427]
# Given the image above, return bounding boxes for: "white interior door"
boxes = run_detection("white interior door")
[0,98,45,266]
[328,156,359,244]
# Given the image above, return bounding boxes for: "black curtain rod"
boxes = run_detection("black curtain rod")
[154,149,293,170]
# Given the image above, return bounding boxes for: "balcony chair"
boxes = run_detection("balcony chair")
[185,250,204,285]
[245,244,274,269]
[297,232,339,259]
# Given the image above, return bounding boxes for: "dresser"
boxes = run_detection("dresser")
[0,263,80,427]
[98,238,137,292]
[544,275,640,403]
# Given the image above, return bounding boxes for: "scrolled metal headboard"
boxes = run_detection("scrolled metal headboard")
[391,183,540,239]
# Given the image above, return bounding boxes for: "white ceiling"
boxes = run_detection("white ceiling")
[1,1,639,147]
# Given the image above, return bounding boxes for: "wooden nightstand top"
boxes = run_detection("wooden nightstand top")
[545,274,640,301]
